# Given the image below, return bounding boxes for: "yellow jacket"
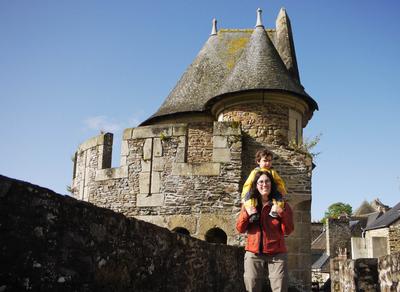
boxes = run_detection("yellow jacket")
[241,167,287,199]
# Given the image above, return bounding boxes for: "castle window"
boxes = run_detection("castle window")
[205,227,227,244]
[172,227,190,236]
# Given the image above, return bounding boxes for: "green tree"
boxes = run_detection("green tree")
[321,202,352,224]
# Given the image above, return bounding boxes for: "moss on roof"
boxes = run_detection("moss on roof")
[142,25,317,125]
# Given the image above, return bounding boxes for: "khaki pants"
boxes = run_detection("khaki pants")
[244,251,288,292]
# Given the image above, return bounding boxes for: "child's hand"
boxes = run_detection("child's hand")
[271,199,285,215]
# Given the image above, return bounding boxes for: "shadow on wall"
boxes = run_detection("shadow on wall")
[172,227,190,236]
[205,227,228,244]
[172,226,228,244]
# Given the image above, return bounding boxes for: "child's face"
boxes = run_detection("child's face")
[258,155,272,169]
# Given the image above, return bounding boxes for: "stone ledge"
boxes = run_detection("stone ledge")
[95,166,128,181]
[123,124,187,139]
[78,133,113,152]
[172,163,220,176]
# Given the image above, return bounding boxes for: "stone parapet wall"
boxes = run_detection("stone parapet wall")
[331,257,379,291]
[72,133,113,201]
[71,122,243,244]
[0,175,246,292]
[331,252,400,291]
[379,252,400,291]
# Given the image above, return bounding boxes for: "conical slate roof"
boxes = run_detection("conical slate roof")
[353,200,377,217]
[142,10,318,125]
[217,24,307,97]
[145,33,228,119]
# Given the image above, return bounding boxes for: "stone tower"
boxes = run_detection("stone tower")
[71,8,318,291]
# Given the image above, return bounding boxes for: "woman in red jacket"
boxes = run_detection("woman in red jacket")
[236,171,294,292]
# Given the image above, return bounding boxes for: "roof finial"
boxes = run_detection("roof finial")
[256,8,263,27]
[210,18,217,36]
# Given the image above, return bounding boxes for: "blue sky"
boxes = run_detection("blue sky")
[1,0,399,221]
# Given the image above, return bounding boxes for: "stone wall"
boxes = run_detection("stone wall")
[389,225,400,254]
[221,101,313,291]
[0,175,246,292]
[71,122,243,244]
[379,252,400,291]
[331,252,400,291]
[71,94,315,291]
[326,217,351,258]
[330,257,379,291]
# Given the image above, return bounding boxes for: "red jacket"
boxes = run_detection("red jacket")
[236,202,294,254]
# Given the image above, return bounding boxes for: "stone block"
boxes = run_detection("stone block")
[213,148,231,163]
[97,145,104,169]
[150,126,173,138]
[132,127,152,139]
[213,121,241,136]
[120,156,127,166]
[141,159,151,172]
[79,182,84,200]
[143,138,152,160]
[95,166,128,181]
[152,157,165,171]
[78,136,100,152]
[83,186,89,201]
[175,148,186,163]
[85,168,91,185]
[153,138,163,157]
[78,133,113,152]
[137,193,165,207]
[132,125,173,139]
[213,136,228,148]
[122,128,133,140]
[120,140,129,156]
[151,171,161,193]
[139,172,150,194]
[172,163,220,176]
[172,124,187,136]
[178,136,186,145]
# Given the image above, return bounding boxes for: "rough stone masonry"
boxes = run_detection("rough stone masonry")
[70,8,318,291]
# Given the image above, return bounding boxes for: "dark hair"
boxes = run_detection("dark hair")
[248,171,279,205]
[255,148,273,164]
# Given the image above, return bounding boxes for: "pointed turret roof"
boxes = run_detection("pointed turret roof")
[353,200,377,217]
[142,9,318,125]
[146,30,227,119]
[217,9,308,98]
